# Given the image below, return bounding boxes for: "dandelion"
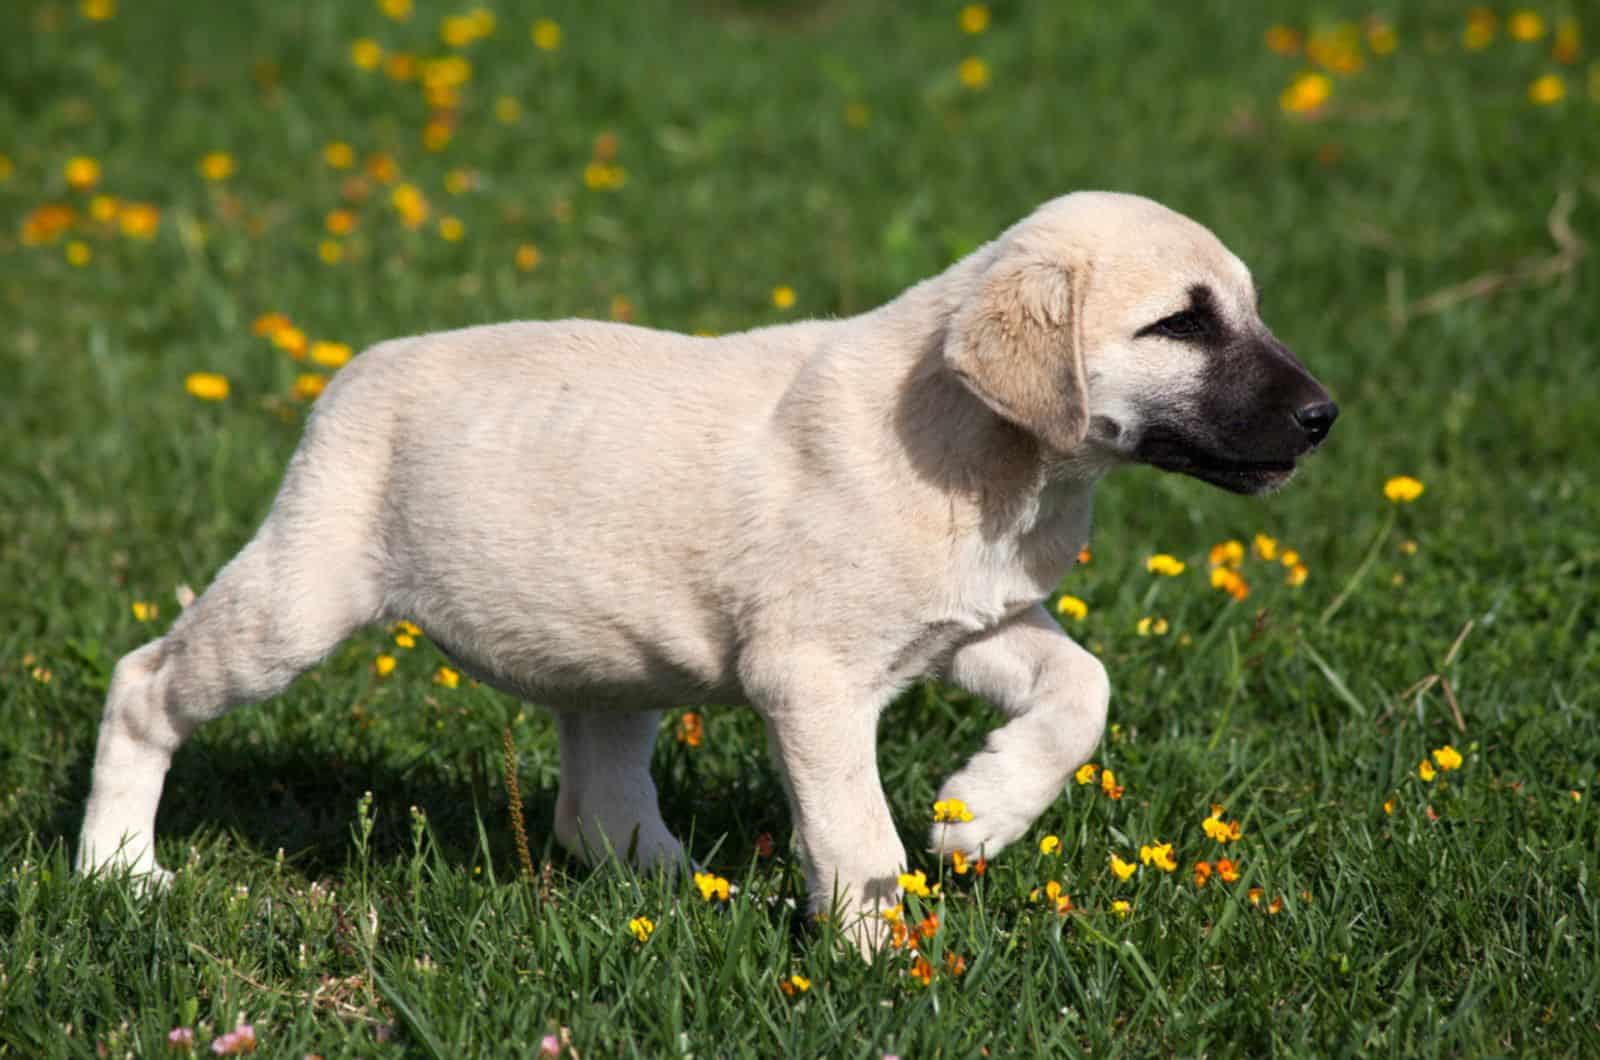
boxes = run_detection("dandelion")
[1432,745,1463,771]
[1109,853,1137,881]
[1193,860,1213,887]
[350,38,383,70]
[844,101,871,128]
[898,870,931,897]
[1209,540,1245,569]
[693,871,730,901]
[1146,553,1185,576]
[628,915,654,942]
[1418,758,1436,782]
[1528,74,1566,104]
[531,18,562,51]
[291,373,326,401]
[1039,834,1061,855]
[375,654,396,677]
[434,666,460,688]
[1074,762,1098,785]
[64,156,101,192]
[1508,11,1545,42]
[676,711,703,748]
[1056,594,1088,620]
[1111,898,1132,917]
[1265,25,1302,56]
[515,244,542,271]
[908,955,934,986]
[185,372,229,401]
[959,4,990,34]
[1136,616,1169,637]
[958,57,990,89]
[209,1024,257,1055]
[932,798,973,823]
[1100,767,1124,800]
[198,152,235,181]
[1280,72,1332,115]
[951,849,970,875]
[771,285,796,310]
[1139,842,1177,872]
[65,240,91,266]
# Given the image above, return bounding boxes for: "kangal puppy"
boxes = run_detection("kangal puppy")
[78,192,1336,947]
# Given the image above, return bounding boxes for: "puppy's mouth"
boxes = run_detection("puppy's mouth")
[1129,425,1304,495]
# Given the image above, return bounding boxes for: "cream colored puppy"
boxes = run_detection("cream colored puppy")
[78,192,1336,943]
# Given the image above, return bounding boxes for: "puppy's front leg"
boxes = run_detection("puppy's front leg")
[747,653,905,948]
[930,604,1109,860]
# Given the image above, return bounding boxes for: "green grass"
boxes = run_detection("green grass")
[3,0,1599,1055]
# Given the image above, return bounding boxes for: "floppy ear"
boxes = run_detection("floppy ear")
[944,256,1090,453]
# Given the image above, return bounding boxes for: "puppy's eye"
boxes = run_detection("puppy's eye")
[1150,311,1205,339]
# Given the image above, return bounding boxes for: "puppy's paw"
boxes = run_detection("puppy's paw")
[925,789,1035,863]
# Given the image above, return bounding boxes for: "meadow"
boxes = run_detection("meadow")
[2,0,1598,1055]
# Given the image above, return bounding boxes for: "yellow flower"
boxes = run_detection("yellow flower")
[80,0,116,20]
[1210,567,1250,601]
[350,38,384,71]
[1463,7,1497,50]
[1074,762,1098,786]
[1039,834,1061,856]
[932,798,973,823]
[326,209,357,236]
[391,183,429,228]
[628,915,654,942]
[379,0,412,20]
[444,169,476,196]
[434,666,460,688]
[1431,745,1463,772]
[1528,74,1566,104]
[1138,842,1177,872]
[958,56,990,89]
[1056,594,1088,621]
[438,216,465,242]
[1384,475,1424,503]
[309,341,352,368]
[1202,807,1242,843]
[1209,540,1245,569]
[898,870,931,897]
[1111,899,1132,918]
[65,241,91,266]
[778,972,811,996]
[131,600,158,621]
[881,904,902,924]
[272,325,308,358]
[1109,853,1137,881]
[291,373,327,401]
[318,240,344,265]
[1100,767,1123,800]
[441,14,481,48]
[1285,564,1309,587]
[531,18,562,51]
[1367,19,1397,56]
[693,871,730,902]
[0,154,12,182]
[959,4,990,34]
[64,156,101,192]
[1508,11,1545,42]
[1280,72,1332,115]
[1136,616,1169,637]
[185,372,229,401]
[515,244,542,272]
[1146,553,1185,576]
[395,632,416,649]
[1418,759,1436,782]
[89,195,118,222]
[198,152,235,181]
[1264,25,1302,56]
[397,620,421,636]
[771,285,796,310]
[1552,19,1580,63]
[375,654,396,677]
[494,96,522,124]
[1252,533,1278,561]
[1382,797,1394,816]
[1216,857,1240,884]
[323,142,355,169]
[844,101,871,128]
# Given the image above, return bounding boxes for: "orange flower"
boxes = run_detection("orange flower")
[908,955,934,986]
[1216,857,1240,883]
[676,711,703,748]
[1193,860,1213,887]
[1100,766,1124,800]
[943,952,967,976]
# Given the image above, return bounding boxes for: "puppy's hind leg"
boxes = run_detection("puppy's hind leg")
[77,450,387,882]
[552,710,686,872]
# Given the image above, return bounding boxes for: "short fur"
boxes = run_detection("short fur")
[77,192,1334,948]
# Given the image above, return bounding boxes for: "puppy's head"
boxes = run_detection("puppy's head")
[945,192,1336,494]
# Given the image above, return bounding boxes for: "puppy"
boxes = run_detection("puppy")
[78,192,1336,944]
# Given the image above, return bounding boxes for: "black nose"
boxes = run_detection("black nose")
[1294,401,1339,445]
